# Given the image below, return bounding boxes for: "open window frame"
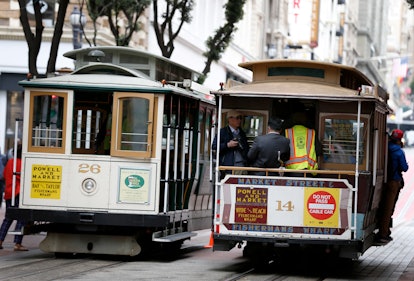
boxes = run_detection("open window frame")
[28,91,68,154]
[111,92,155,158]
[319,112,370,171]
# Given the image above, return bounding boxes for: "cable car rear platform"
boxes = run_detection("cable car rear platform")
[6,207,171,231]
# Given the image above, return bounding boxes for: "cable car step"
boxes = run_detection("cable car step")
[8,226,32,236]
[8,231,23,235]
[152,231,197,242]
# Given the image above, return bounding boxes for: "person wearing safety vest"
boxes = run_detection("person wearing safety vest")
[284,111,321,176]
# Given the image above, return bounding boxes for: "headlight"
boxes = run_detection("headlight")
[81,178,97,195]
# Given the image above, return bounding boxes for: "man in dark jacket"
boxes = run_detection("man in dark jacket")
[248,117,290,176]
[376,129,409,244]
[212,110,249,179]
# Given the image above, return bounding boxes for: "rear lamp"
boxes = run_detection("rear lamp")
[81,178,97,195]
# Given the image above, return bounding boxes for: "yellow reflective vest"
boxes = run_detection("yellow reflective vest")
[285,125,318,170]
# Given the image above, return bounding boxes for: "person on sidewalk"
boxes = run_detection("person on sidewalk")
[0,148,5,208]
[0,143,28,251]
[376,129,409,244]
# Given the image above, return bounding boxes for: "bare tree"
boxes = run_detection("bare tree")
[87,0,150,46]
[198,0,246,84]
[18,0,70,77]
[18,0,44,77]
[47,0,70,75]
[153,0,194,58]
[86,0,109,46]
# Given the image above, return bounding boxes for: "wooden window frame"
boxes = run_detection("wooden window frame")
[111,92,155,158]
[222,109,268,146]
[28,91,68,154]
[319,113,369,171]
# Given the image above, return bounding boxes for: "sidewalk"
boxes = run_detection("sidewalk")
[395,221,414,281]
[0,201,44,256]
[400,258,414,281]
[357,218,414,280]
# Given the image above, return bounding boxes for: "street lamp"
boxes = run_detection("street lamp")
[70,6,86,49]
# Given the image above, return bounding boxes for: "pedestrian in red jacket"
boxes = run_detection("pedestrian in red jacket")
[0,143,28,251]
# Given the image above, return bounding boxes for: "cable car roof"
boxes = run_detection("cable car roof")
[64,46,202,81]
[19,64,214,104]
[212,59,389,105]
[19,68,165,92]
[239,59,373,87]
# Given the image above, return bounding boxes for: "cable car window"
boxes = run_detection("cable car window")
[229,110,267,146]
[121,99,149,151]
[162,113,176,150]
[205,111,212,158]
[112,92,154,158]
[28,91,67,153]
[321,114,368,168]
[200,110,207,159]
[72,91,112,155]
[268,67,325,78]
[162,95,177,151]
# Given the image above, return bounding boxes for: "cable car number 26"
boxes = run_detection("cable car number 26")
[78,163,101,174]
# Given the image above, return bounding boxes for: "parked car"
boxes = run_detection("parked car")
[404,130,414,147]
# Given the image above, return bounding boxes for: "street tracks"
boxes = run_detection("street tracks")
[0,253,124,281]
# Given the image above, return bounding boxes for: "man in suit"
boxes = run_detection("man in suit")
[212,110,249,179]
[248,117,290,176]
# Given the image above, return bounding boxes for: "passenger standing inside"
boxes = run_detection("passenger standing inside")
[284,111,321,176]
[376,129,408,244]
[248,117,290,175]
[0,143,28,251]
[212,110,249,179]
[95,111,112,155]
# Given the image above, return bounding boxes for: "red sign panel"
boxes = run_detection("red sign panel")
[307,190,336,220]
[234,187,268,224]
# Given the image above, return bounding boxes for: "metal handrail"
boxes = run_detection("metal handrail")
[218,165,356,177]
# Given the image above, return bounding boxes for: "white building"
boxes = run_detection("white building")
[145,0,260,88]
[386,0,414,117]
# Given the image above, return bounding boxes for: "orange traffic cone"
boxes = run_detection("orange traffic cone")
[204,231,214,248]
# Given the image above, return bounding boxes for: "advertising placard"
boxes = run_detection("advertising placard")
[31,164,62,199]
[221,176,351,236]
[235,187,268,224]
[118,168,150,204]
